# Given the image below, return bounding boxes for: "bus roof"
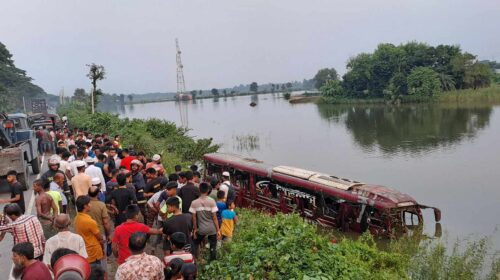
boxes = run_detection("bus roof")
[203,152,418,209]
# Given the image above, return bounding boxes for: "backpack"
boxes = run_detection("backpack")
[223,182,237,205]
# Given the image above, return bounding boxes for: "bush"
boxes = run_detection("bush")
[200,208,499,280]
[57,103,219,171]
[200,209,408,279]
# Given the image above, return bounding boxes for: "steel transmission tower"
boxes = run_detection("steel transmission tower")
[175,39,189,128]
[176,38,187,97]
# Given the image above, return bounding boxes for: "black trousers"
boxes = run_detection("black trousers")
[194,233,217,261]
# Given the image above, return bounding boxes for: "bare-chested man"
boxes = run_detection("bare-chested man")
[34,179,58,239]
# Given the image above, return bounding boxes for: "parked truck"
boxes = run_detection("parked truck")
[0,113,41,192]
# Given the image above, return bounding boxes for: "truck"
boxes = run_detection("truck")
[0,113,41,192]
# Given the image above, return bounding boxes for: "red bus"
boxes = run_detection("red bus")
[203,153,441,238]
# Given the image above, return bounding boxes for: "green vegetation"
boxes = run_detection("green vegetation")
[250,82,258,93]
[437,85,500,104]
[316,42,495,103]
[57,102,219,170]
[200,208,499,280]
[314,68,339,89]
[86,63,106,114]
[0,42,46,111]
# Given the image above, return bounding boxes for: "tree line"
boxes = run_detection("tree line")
[0,42,46,112]
[316,42,496,100]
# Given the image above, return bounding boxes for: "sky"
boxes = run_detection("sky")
[1,0,499,95]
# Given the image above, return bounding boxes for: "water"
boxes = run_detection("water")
[110,93,500,246]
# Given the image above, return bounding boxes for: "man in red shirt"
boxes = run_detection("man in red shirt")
[11,242,52,280]
[112,204,162,264]
[119,149,136,171]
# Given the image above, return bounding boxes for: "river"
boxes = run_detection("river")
[107,93,500,247]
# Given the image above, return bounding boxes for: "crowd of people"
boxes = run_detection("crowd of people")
[0,126,239,280]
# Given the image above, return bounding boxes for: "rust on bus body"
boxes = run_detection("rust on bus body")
[203,152,441,238]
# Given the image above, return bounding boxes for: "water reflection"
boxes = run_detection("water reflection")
[317,104,492,155]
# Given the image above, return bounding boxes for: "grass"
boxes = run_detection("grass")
[199,208,500,280]
[437,85,500,104]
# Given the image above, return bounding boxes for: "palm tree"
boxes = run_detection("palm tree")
[438,73,456,91]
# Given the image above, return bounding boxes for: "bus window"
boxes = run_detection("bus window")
[234,171,250,191]
[403,211,419,226]
[255,176,279,201]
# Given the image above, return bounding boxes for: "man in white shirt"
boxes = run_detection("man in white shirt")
[220,171,231,199]
[84,157,106,192]
[68,150,86,178]
[43,214,87,267]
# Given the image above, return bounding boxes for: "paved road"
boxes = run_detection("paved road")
[0,154,45,278]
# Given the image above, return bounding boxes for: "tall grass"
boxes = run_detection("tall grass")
[437,86,500,104]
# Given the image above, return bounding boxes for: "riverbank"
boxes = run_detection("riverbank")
[57,102,219,170]
[200,208,499,280]
[317,85,500,105]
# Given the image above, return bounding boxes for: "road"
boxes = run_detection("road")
[0,154,45,278]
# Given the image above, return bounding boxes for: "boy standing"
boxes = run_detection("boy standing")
[215,190,227,226]
[190,182,220,261]
[220,202,238,242]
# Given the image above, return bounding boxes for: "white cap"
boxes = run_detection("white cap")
[75,160,86,168]
[222,171,230,177]
[85,157,96,164]
[152,154,161,161]
[48,157,60,165]
[131,159,143,166]
[91,177,101,185]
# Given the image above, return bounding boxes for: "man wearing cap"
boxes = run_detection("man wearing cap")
[130,159,147,223]
[146,154,165,176]
[71,160,92,199]
[43,214,88,266]
[41,157,69,193]
[220,171,231,199]
[84,157,106,193]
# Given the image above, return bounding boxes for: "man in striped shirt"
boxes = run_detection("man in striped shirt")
[0,204,46,260]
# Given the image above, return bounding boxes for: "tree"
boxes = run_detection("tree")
[211,88,219,97]
[223,89,227,97]
[0,42,46,111]
[407,67,441,97]
[313,68,338,89]
[72,88,88,104]
[281,84,286,91]
[320,80,344,97]
[250,82,258,93]
[86,63,106,114]
[127,94,133,102]
[464,63,492,89]
[438,73,456,91]
[270,84,276,93]
[286,82,293,91]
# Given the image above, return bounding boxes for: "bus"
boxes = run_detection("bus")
[203,152,441,238]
